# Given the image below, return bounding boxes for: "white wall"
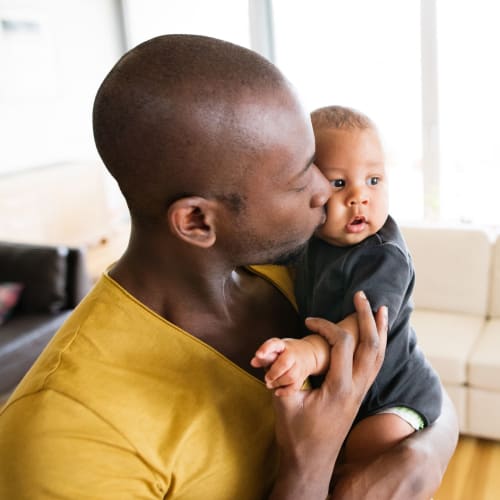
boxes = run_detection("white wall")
[0,0,123,174]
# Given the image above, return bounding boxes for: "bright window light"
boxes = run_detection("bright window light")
[272,0,423,223]
[272,0,500,229]
[124,0,250,49]
[437,0,500,227]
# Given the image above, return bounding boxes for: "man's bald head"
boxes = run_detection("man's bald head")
[93,34,293,221]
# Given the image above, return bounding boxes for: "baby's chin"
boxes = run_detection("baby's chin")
[315,227,377,247]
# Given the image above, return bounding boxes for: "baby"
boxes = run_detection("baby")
[251,105,442,464]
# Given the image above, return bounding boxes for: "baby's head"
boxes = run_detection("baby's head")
[311,105,388,247]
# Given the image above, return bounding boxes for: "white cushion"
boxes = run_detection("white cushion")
[443,384,467,433]
[489,236,500,318]
[468,387,500,440]
[468,319,500,390]
[411,310,485,385]
[401,225,492,316]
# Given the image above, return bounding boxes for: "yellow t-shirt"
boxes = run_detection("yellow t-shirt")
[0,265,295,499]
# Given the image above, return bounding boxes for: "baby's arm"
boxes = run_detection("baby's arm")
[251,334,329,396]
[251,312,361,396]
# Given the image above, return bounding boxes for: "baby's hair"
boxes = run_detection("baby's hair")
[311,105,375,131]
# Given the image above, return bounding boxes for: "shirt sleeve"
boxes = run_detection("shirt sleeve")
[0,390,168,499]
[341,242,442,425]
[340,241,414,330]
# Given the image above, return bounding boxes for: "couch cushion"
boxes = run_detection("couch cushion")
[0,242,68,313]
[401,225,492,316]
[468,319,500,391]
[444,384,467,433]
[411,309,485,385]
[468,387,500,440]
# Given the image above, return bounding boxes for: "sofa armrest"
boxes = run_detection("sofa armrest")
[0,241,91,314]
[66,247,91,308]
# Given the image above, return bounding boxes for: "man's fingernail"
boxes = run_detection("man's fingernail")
[358,290,367,300]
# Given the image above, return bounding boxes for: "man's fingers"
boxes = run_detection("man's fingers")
[373,304,388,366]
[304,316,355,391]
[304,293,388,397]
[352,291,387,384]
[272,382,307,413]
[375,305,389,345]
[374,305,388,351]
[305,316,353,346]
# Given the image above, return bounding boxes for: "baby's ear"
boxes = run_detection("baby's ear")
[167,196,217,248]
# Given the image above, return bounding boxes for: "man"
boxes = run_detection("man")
[0,35,457,499]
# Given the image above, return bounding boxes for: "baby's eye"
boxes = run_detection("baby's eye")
[367,177,379,186]
[331,179,345,188]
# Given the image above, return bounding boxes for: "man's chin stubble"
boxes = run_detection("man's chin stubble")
[269,240,309,266]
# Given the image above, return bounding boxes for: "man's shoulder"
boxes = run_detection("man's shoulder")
[2,275,180,409]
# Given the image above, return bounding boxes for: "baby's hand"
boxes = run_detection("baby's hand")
[251,338,317,396]
[250,337,286,369]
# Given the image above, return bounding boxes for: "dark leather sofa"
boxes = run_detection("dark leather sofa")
[0,241,91,397]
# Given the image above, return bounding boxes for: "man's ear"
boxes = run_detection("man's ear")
[167,197,217,248]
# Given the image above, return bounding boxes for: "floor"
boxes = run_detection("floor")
[435,435,500,500]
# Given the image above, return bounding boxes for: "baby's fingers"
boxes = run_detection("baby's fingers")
[265,355,295,386]
[250,355,267,368]
[251,337,286,368]
[274,383,302,397]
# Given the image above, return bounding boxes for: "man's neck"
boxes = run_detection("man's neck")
[110,242,242,323]
[107,224,301,376]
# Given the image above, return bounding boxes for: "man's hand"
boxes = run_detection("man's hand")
[269,291,388,500]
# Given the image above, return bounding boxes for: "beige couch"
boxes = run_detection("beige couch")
[401,224,500,439]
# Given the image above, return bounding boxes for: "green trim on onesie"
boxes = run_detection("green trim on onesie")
[378,406,425,430]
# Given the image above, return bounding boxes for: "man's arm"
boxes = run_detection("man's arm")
[268,290,458,500]
[330,388,459,500]
[269,291,388,500]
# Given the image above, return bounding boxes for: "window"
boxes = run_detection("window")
[123,0,250,49]
[437,0,500,226]
[271,0,500,229]
[272,0,423,222]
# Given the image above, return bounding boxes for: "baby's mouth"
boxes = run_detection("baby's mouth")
[346,215,367,233]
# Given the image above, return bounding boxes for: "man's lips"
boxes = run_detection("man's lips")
[346,215,367,233]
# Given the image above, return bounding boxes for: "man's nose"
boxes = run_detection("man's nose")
[310,165,332,208]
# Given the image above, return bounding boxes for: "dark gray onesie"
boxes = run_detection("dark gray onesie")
[295,215,442,426]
